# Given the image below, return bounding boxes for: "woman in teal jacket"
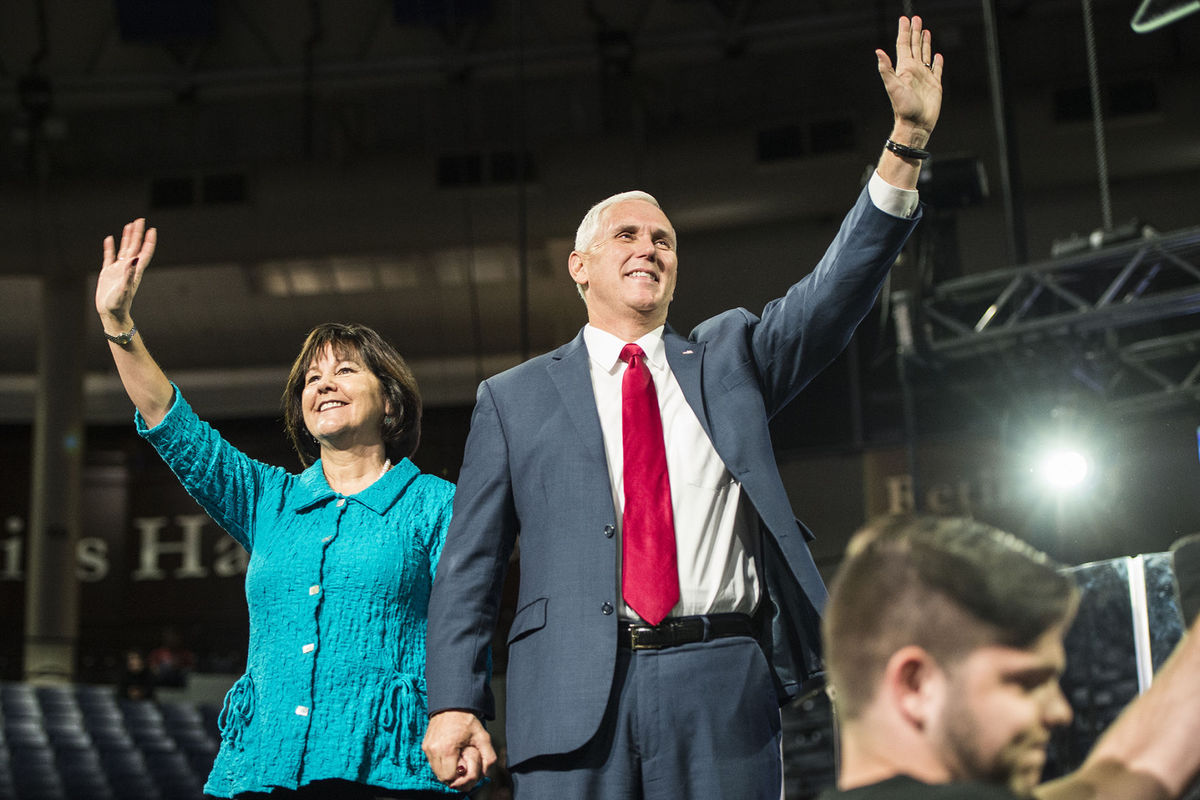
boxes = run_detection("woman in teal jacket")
[96,218,461,800]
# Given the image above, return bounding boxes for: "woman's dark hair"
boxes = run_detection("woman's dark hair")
[282,323,421,467]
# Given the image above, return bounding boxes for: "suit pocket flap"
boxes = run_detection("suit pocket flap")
[506,597,548,645]
[720,358,756,391]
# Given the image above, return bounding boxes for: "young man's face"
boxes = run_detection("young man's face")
[931,624,1074,797]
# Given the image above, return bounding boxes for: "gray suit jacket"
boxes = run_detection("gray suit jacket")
[426,186,921,767]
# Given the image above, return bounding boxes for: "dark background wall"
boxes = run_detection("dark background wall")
[3,0,1200,679]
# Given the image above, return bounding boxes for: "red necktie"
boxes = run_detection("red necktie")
[620,343,679,626]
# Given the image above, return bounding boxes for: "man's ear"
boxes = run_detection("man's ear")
[884,645,945,730]
[568,250,588,289]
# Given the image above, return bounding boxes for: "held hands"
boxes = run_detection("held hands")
[422,709,497,792]
[96,218,156,332]
[876,15,943,147]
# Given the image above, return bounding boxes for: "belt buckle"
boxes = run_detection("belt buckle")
[628,625,661,651]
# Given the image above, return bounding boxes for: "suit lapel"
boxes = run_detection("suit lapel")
[663,327,713,443]
[548,330,608,462]
[548,327,711,462]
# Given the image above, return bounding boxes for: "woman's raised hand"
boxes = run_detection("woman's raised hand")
[95,218,174,425]
[96,218,156,325]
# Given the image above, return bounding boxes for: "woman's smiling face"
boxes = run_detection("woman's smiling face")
[301,344,389,450]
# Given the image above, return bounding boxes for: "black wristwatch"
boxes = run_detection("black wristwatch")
[103,325,137,346]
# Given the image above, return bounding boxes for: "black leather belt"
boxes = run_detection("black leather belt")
[618,613,755,651]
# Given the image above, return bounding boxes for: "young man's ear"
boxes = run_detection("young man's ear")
[885,645,946,730]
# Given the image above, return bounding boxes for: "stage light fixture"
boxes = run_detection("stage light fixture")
[1039,447,1091,490]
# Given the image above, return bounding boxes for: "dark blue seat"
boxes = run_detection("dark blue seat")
[0,684,41,722]
[88,725,136,752]
[73,685,114,708]
[170,724,218,756]
[78,705,123,729]
[159,701,203,728]
[98,749,147,778]
[9,747,66,800]
[56,750,114,800]
[4,718,51,750]
[117,699,163,727]
[103,773,162,800]
[45,724,93,751]
[35,686,79,715]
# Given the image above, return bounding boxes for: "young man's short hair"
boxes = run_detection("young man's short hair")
[823,514,1079,720]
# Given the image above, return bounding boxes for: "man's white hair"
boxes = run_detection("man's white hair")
[573,190,663,253]
[571,190,665,301]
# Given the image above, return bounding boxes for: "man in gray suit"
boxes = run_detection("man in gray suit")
[423,16,944,799]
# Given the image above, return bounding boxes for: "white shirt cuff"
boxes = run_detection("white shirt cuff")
[868,170,920,219]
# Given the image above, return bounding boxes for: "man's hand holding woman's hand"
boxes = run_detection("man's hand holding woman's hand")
[422,709,498,792]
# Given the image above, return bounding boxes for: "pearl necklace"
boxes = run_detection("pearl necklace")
[378,458,391,481]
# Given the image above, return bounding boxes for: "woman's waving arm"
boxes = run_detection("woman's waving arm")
[95,218,174,427]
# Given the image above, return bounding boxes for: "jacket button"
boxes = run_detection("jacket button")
[603,525,615,538]
[601,602,614,615]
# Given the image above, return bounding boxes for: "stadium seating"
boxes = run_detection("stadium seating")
[0,683,218,800]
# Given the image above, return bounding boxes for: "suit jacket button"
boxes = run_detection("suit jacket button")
[601,602,614,615]
[603,525,615,538]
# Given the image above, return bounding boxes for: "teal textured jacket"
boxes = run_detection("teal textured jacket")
[138,388,457,797]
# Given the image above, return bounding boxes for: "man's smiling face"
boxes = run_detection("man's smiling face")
[570,199,678,335]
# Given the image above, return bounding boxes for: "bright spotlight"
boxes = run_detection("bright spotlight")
[1039,448,1090,490]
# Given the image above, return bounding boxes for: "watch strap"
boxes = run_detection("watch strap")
[103,324,137,346]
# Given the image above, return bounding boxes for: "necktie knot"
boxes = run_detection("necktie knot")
[620,342,645,365]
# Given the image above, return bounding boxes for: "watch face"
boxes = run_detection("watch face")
[106,328,135,345]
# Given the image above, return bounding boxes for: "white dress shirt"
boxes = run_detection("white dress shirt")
[584,324,763,621]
